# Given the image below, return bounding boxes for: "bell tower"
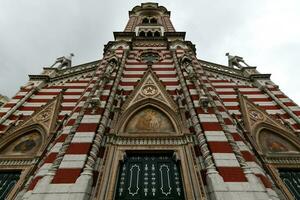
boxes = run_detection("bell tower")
[124,2,175,34]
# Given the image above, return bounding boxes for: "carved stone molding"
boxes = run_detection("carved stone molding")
[106,134,193,146]
[121,69,178,112]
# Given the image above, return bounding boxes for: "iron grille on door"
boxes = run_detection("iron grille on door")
[115,153,185,200]
[279,169,300,200]
[0,171,20,200]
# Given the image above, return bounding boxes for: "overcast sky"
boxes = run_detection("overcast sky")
[0,0,299,105]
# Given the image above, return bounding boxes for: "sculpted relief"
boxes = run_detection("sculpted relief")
[125,107,175,133]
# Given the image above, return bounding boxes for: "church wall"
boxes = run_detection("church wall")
[1,2,300,200]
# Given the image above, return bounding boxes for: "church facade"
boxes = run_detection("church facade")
[0,3,300,200]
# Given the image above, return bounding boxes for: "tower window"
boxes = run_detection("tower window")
[146,31,153,37]
[142,18,149,24]
[150,18,157,24]
[154,31,160,37]
[139,31,146,37]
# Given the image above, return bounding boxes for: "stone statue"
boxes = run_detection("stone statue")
[50,53,74,69]
[175,89,184,108]
[226,53,250,68]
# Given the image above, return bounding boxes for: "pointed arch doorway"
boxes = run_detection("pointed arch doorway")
[95,70,206,199]
[114,105,185,199]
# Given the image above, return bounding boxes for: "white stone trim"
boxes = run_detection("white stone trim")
[59,155,87,169]
[223,102,239,106]
[198,114,219,122]
[205,131,227,142]
[253,101,276,106]
[50,143,63,153]
[72,132,95,143]
[236,141,250,151]
[36,163,52,177]
[265,109,284,115]
[81,115,101,123]
[215,88,235,92]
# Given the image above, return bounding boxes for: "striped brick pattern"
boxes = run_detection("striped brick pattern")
[183,57,248,183]
[34,52,124,185]
[0,61,101,134]
[196,65,295,186]
[23,60,114,190]
[121,48,180,98]
[204,72,300,132]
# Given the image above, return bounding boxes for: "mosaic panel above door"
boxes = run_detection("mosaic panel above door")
[125,107,175,133]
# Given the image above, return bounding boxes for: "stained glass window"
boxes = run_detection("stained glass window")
[0,171,20,200]
[279,169,300,200]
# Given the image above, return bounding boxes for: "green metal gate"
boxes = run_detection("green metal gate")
[0,171,20,200]
[115,153,185,200]
[279,169,300,200]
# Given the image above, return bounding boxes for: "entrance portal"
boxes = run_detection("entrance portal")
[115,153,185,200]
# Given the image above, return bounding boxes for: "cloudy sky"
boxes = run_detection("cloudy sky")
[0,0,299,105]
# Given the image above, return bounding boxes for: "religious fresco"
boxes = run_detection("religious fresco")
[1,131,42,155]
[259,129,299,153]
[125,107,175,133]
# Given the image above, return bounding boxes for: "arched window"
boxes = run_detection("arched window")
[139,31,145,37]
[150,18,157,24]
[142,18,149,24]
[146,31,153,37]
[154,31,160,37]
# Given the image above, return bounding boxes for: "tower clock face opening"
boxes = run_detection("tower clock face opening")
[115,153,185,200]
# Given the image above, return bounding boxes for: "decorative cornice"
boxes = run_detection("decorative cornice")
[0,157,39,167]
[28,75,50,82]
[264,154,300,167]
[113,32,135,40]
[199,59,249,80]
[164,32,186,40]
[129,3,170,16]
[249,74,271,81]
[106,134,193,146]
[49,63,98,82]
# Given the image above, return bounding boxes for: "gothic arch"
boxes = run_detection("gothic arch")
[116,99,185,135]
[150,17,158,24]
[0,124,47,158]
[253,123,300,155]
[139,31,145,37]
[142,17,149,24]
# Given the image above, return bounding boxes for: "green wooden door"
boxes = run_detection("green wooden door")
[115,154,185,200]
[0,171,20,200]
